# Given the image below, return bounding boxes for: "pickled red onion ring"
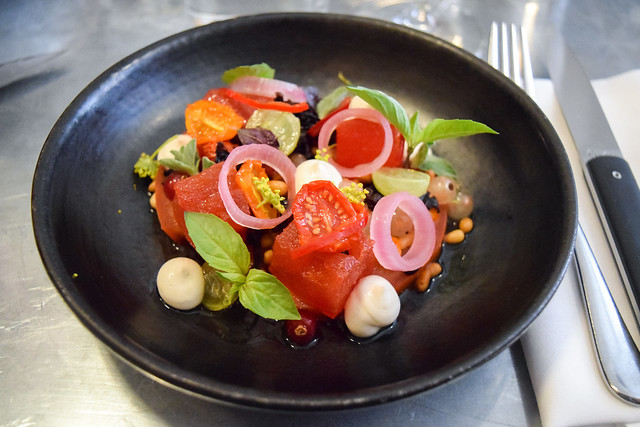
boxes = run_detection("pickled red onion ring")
[229,76,307,103]
[370,192,436,271]
[218,144,296,229]
[317,108,393,178]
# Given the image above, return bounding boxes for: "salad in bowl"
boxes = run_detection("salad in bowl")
[134,62,497,347]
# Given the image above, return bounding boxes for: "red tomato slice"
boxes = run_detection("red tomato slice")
[172,162,250,245]
[334,119,405,168]
[291,180,364,257]
[324,201,370,253]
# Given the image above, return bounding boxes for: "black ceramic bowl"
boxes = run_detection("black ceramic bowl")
[32,14,576,410]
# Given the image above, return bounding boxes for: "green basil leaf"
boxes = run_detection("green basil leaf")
[239,269,300,320]
[184,212,251,276]
[420,119,498,143]
[221,63,276,85]
[346,86,411,139]
[316,86,350,119]
[159,139,200,176]
[416,154,458,180]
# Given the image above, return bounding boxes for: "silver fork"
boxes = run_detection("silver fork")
[489,22,640,406]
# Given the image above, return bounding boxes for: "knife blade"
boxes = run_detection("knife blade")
[548,29,640,322]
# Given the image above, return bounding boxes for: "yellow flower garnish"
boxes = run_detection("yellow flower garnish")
[314,148,330,162]
[252,176,285,214]
[340,182,369,205]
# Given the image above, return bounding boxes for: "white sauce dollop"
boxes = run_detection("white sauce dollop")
[156,257,205,310]
[344,275,401,338]
[294,159,342,193]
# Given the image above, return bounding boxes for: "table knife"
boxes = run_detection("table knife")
[548,29,640,322]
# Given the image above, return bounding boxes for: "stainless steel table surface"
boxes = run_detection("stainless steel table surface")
[2,0,639,425]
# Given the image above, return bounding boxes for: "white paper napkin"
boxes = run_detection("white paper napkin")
[521,70,640,426]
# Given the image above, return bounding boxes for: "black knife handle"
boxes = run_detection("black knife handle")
[587,155,640,314]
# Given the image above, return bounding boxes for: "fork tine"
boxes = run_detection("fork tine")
[520,25,535,97]
[501,22,511,80]
[510,23,523,88]
[489,21,535,98]
[488,21,499,69]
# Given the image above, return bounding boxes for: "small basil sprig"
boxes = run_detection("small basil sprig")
[158,138,215,176]
[346,86,498,177]
[184,211,300,321]
[133,134,180,179]
[159,138,200,176]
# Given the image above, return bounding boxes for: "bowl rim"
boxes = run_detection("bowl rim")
[31,12,578,410]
